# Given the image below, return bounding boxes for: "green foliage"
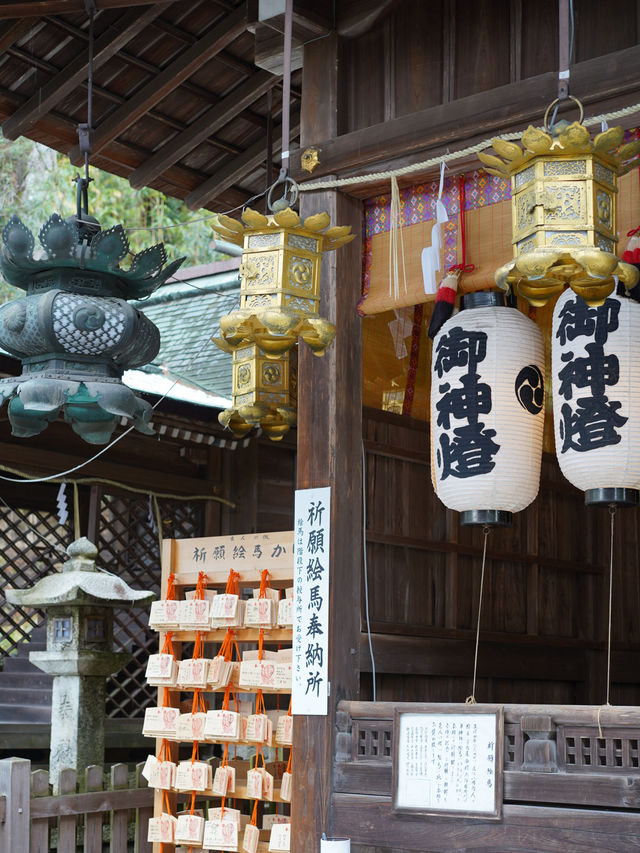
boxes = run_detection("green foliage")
[0,138,221,302]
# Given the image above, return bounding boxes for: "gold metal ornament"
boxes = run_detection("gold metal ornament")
[479,97,640,306]
[211,206,354,358]
[301,147,320,173]
[218,345,297,441]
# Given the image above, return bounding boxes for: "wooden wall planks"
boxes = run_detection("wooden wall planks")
[360,407,640,707]
[341,0,640,134]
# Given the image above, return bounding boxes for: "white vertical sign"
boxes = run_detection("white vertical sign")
[292,486,330,715]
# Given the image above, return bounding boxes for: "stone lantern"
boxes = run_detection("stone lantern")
[5,537,153,791]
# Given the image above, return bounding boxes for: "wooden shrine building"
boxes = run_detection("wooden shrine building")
[3,1,640,851]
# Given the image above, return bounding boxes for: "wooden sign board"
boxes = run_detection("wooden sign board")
[392,704,503,819]
[164,531,294,587]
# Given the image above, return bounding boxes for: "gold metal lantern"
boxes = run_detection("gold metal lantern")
[218,344,297,441]
[211,206,354,358]
[479,98,640,306]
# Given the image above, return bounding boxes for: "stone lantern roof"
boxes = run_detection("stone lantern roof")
[5,537,155,609]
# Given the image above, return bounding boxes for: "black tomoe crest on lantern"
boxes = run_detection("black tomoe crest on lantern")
[0,214,184,444]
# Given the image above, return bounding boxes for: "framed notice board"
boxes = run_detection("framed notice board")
[392,704,504,819]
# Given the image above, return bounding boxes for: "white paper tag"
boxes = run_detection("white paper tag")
[147,813,176,843]
[175,813,205,846]
[142,706,179,738]
[268,823,291,851]
[205,708,240,741]
[203,817,239,851]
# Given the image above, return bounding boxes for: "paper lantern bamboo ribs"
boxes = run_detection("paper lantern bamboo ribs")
[479,98,640,307]
[211,207,355,359]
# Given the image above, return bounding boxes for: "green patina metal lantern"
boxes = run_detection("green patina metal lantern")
[0,213,184,443]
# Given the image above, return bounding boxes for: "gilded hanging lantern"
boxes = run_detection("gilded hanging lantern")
[0,214,184,444]
[218,344,297,441]
[552,287,640,507]
[430,292,545,527]
[479,98,640,307]
[211,206,354,358]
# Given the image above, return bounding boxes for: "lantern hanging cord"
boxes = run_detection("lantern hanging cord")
[466,525,490,705]
[361,440,376,702]
[605,504,616,707]
[297,100,640,192]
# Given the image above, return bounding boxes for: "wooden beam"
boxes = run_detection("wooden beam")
[0,440,210,495]
[291,29,362,853]
[293,42,640,183]
[332,795,640,851]
[184,111,300,210]
[359,633,587,681]
[2,5,171,140]
[128,68,277,189]
[68,1,255,165]
[0,17,35,53]
[336,0,402,38]
[0,0,169,15]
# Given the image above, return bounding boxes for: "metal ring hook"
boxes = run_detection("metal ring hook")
[267,173,299,213]
[543,95,584,132]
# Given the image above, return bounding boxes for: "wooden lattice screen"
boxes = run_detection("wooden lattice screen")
[0,488,203,719]
[97,492,203,718]
[0,504,73,656]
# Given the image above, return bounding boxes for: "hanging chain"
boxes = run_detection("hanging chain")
[466,525,490,705]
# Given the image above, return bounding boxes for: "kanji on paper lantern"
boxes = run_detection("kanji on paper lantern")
[430,292,545,526]
[552,287,640,506]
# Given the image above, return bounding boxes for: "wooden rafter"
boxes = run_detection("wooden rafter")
[2,4,172,140]
[129,69,277,190]
[68,1,255,165]
[0,17,36,53]
[184,111,301,210]
[42,15,269,131]
[0,0,171,16]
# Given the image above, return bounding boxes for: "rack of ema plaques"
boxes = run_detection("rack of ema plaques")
[141,531,294,853]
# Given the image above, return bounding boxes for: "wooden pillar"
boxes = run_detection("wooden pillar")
[291,32,363,852]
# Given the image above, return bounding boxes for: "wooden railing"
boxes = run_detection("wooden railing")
[334,701,640,852]
[0,757,154,852]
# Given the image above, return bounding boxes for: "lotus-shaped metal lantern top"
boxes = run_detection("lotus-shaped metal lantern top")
[1,213,184,299]
[479,102,640,306]
[211,206,355,360]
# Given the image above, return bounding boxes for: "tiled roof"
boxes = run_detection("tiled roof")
[134,260,240,401]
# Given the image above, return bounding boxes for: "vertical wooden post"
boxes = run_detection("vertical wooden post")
[0,757,31,850]
[57,768,77,853]
[291,32,362,852]
[84,765,104,853]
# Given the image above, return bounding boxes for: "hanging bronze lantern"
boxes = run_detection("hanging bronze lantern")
[479,98,640,307]
[0,214,183,444]
[211,206,354,358]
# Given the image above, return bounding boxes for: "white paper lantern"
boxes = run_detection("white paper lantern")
[430,292,545,526]
[552,287,640,506]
